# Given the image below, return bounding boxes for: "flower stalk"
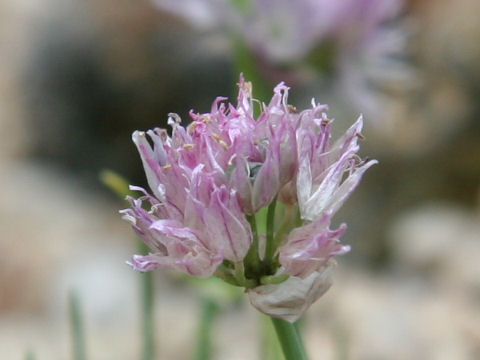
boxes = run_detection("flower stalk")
[273,204,295,252]
[244,213,261,281]
[263,198,278,274]
[271,318,308,360]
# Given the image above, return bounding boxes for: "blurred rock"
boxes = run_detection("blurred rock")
[0,0,39,159]
[389,203,480,294]
[2,161,480,360]
[365,0,480,156]
[0,159,138,357]
[305,264,480,360]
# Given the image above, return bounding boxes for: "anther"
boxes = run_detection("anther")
[218,140,229,150]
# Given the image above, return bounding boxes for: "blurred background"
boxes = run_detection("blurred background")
[1,0,479,359]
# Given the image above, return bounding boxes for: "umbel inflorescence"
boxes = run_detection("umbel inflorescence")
[121,76,376,322]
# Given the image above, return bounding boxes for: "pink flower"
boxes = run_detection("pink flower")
[122,77,375,320]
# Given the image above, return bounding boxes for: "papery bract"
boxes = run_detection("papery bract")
[248,262,335,323]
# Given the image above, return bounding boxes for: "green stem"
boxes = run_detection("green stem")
[260,273,289,285]
[244,214,261,279]
[264,198,277,271]
[293,205,303,228]
[271,318,308,360]
[233,261,257,288]
[260,315,283,360]
[273,204,294,250]
[214,265,241,287]
[138,242,155,360]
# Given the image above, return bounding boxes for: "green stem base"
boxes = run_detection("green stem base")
[270,317,308,360]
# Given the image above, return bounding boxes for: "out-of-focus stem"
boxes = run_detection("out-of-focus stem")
[100,169,156,360]
[232,37,271,105]
[194,298,219,360]
[99,169,135,199]
[69,291,87,360]
[24,350,36,360]
[231,0,251,13]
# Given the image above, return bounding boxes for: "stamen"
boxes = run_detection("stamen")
[187,122,198,134]
[199,114,211,123]
[167,113,182,126]
[321,113,330,126]
[218,140,229,150]
[356,132,365,140]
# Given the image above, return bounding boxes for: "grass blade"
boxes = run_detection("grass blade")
[69,291,87,360]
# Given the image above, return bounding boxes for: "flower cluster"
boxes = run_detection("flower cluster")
[152,0,414,122]
[121,77,376,321]
[152,0,404,62]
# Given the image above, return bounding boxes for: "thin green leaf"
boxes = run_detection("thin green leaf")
[69,291,87,360]
[194,298,220,360]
